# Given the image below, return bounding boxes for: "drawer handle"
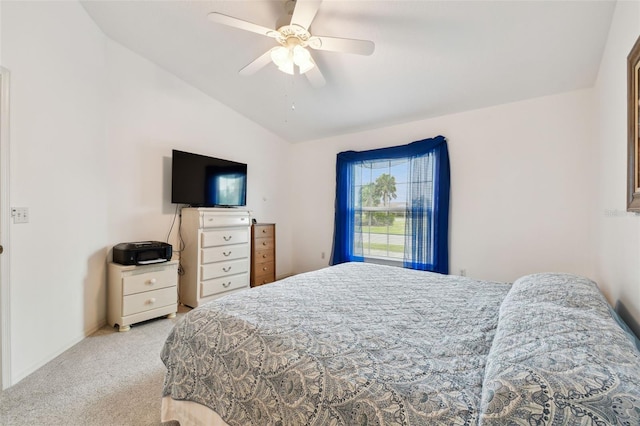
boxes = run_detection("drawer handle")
[262,241,267,246]
[223,266,232,272]
[147,298,156,305]
[262,266,268,271]
[223,251,232,257]
[262,229,267,233]
[241,217,246,221]
[222,282,231,288]
[147,278,157,285]
[223,235,233,241]
[262,254,267,258]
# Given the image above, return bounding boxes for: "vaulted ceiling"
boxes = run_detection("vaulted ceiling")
[80,0,615,143]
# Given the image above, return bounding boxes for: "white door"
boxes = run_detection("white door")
[0,67,11,389]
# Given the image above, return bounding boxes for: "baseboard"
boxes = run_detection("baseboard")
[11,319,107,386]
[276,273,294,281]
[85,319,107,337]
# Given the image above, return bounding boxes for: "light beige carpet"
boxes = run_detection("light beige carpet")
[0,307,189,425]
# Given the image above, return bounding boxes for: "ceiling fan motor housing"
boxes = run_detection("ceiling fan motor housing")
[274,25,313,48]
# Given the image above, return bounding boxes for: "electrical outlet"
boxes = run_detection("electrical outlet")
[459,268,467,277]
[12,207,29,224]
[321,252,326,259]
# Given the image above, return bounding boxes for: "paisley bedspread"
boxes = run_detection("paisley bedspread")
[479,273,640,425]
[161,263,640,425]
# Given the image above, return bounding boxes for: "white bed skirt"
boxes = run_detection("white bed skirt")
[161,396,230,426]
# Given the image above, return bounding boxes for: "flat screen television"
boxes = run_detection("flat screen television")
[171,149,247,207]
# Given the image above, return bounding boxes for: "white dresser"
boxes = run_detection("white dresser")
[107,260,178,332]
[179,208,252,308]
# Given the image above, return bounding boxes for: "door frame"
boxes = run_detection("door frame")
[0,67,12,389]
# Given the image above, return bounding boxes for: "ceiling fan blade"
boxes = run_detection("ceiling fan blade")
[290,0,322,31]
[308,35,375,56]
[239,49,276,76]
[207,12,278,38]
[305,58,326,88]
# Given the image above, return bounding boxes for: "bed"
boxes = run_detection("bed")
[160,262,640,425]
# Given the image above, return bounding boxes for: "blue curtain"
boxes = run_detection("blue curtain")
[331,136,450,273]
[403,140,450,273]
[331,153,364,264]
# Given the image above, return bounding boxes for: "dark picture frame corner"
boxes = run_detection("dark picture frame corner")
[626,34,640,212]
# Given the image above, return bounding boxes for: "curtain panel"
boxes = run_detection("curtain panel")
[331,135,450,274]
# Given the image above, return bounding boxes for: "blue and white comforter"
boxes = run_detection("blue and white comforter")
[161,263,640,425]
[479,273,640,425]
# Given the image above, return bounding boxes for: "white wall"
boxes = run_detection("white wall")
[593,1,640,320]
[104,40,293,276]
[0,1,293,385]
[1,1,109,382]
[291,89,597,283]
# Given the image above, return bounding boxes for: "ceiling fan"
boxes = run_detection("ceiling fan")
[207,0,375,88]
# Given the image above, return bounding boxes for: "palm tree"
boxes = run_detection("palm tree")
[360,182,380,207]
[375,173,397,206]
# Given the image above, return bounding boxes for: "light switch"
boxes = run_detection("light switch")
[12,207,28,224]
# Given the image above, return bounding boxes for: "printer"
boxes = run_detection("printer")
[112,241,172,266]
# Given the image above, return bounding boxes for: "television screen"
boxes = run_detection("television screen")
[171,150,247,207]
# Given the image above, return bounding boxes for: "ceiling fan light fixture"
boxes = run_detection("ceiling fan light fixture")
[270,44,314,75]
[292,45,314,74]
[270,46,291,68]
[292,45,310,64]
[278,61,295,75]
[298,58,315,74]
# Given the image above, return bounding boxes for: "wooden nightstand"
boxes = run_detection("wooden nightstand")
[251,223,275,287]
[107,260,178,332]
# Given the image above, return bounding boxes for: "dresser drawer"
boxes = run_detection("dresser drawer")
[253,260,274,275]
[254,238,274,251]
[201,273,248,298]
[201,229,248,247]
[202,212,250,228]
[253,248,274,264]
[253,273,275,286]
[122,267,177,296]
[201,244,249,264]
[254,224,274,238]
[201,258,249,281]
[122,286,176,316]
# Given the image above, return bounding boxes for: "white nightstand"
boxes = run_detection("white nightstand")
[107,260,178,332]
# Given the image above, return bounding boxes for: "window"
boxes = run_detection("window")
[353,159,414,260]
[331,136,450,273]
